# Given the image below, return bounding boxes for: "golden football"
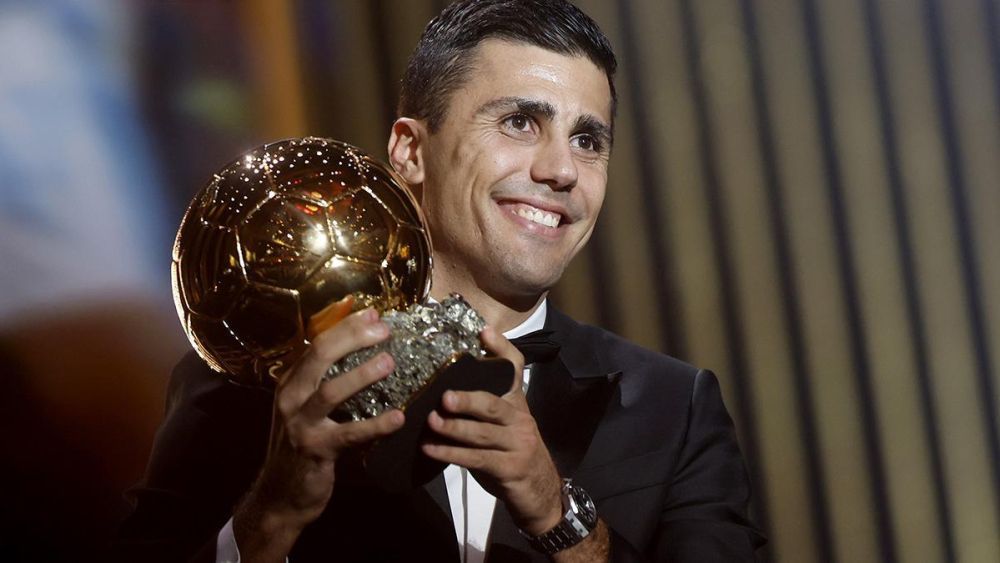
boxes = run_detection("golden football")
[171,137,432,386]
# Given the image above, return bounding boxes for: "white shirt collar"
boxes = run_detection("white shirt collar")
[502,299,547,340]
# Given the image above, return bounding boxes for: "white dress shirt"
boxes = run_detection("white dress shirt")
[216,300,548,563]
[444,300,545,563]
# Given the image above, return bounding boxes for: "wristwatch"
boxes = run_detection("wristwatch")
[521,479,598,554]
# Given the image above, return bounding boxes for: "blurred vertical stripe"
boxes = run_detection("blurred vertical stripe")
[860,0,954,559]
[801,0,897,558]
[239,0,307,138]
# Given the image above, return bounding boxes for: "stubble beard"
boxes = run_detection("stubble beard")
[430,233,563,314]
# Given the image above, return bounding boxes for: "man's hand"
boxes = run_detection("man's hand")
[233,308,405,563]
[421,326,564,536]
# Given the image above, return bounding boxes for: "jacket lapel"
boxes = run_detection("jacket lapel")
[392,474,460,561]
[527,355,620,476]
[534,305,623,477]
[486,306,621,561]
[422,472,454,529]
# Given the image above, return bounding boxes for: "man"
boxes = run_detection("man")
[116,1,764,561]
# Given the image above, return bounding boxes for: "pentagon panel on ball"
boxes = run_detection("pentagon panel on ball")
[171,137,432,387]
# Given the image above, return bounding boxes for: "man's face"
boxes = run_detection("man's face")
[419,39,613,302]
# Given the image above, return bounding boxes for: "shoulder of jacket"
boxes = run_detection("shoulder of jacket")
[550,307,702,381]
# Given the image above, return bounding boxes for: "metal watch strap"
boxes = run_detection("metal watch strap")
[522,479,596,555]
[527,518,587,555]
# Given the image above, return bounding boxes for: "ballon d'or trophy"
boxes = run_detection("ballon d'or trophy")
[171,137,514,491]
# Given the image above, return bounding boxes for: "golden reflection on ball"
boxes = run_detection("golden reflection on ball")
[171,137,431,386]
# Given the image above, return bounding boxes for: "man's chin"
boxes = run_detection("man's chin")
[484,264,563,301]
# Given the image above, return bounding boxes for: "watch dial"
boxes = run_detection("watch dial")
[574,486,599,527]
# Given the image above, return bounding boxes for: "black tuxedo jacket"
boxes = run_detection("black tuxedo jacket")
[115,307,764,562]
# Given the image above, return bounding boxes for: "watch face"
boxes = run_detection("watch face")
[569,485,598,528]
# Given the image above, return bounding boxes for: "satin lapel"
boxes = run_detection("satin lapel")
[421,472,454,528]
[485,500,537,563]
[395,473,459,561]
[534,306,622,478]
[527,356,620,476]
[486,306,621,562]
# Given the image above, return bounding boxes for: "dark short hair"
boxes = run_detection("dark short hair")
[398,0,617,131]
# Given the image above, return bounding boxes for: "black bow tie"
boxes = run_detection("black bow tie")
[509,329,561,364]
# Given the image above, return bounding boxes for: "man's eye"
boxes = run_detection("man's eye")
[504,114,531,132]
[572,135,601,153]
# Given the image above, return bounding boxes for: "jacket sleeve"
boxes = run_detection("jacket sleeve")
[610,369,765,562]
[111,353,272,563]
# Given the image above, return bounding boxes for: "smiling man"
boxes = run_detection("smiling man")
[391,38,611,329]
[116,1,763,562]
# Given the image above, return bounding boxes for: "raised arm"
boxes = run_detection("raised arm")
[114,308,404,562]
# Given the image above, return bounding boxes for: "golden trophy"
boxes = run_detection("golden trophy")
[172,137,513,491]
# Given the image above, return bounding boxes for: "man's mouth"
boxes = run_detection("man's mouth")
[515,204,560,228]
[497,200,567,230]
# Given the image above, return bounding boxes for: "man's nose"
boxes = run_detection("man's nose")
[530,137,578,191]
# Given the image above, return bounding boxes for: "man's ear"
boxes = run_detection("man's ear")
[388,118,426,186]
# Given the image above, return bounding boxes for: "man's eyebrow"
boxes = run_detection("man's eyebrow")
[574,114,614,148]
[475,96,557,120]
[476,96,613,147]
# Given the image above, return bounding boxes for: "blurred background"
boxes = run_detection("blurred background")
[0,0,997,561]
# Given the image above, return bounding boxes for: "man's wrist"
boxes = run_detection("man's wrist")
[232,497,305,563]
[530,489,566,536]
[521,480,600,556]
[517,473,565,535]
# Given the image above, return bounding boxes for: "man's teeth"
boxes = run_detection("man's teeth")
[515,206,560,228]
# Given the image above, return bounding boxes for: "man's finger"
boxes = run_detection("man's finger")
[421,442,497,471]
[278,308,389,408]
[329,409,405,449]
[299,352,395,421]
[427,410,511,449]
[441,390,515,424]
